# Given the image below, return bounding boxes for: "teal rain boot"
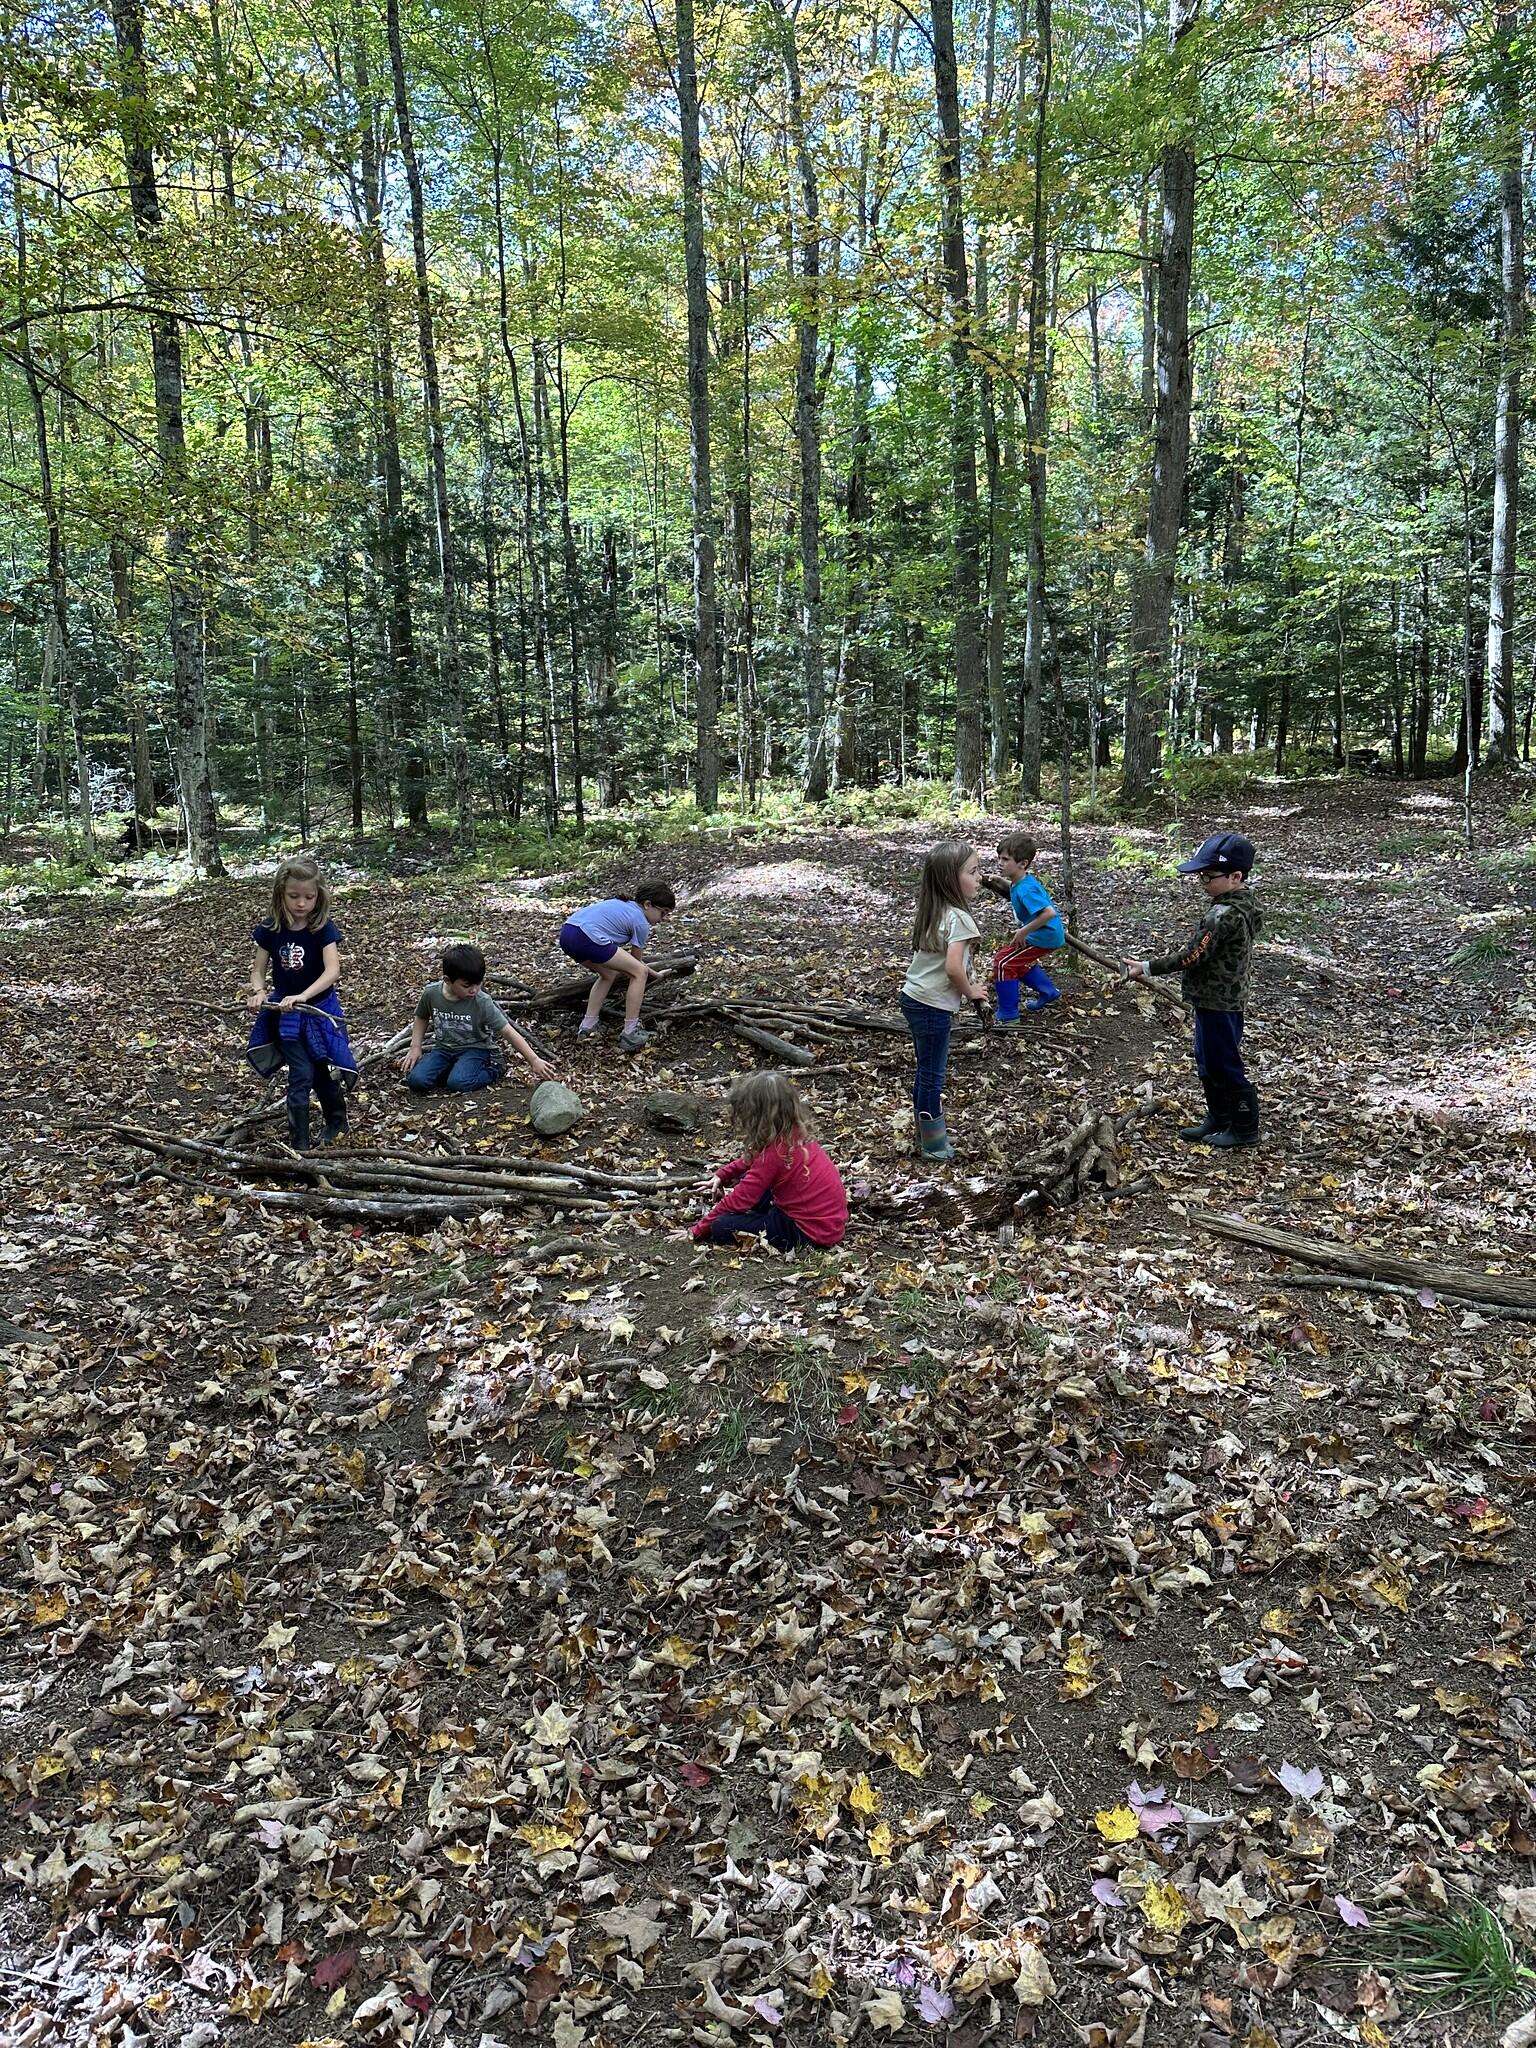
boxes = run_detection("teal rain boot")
[917,1113,955,1163]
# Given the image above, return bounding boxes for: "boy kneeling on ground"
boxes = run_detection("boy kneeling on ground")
[398,944,556,1093]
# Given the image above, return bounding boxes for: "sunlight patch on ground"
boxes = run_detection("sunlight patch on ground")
[1361,1041,1536,1133]
[694,859,891,905]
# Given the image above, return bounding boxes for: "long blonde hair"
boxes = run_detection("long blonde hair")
[911,840,975,953]
[268,855,332,932]
[729,1071,812,1164]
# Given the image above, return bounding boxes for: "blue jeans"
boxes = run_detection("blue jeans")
[899,992,954,1121]
[703,1202,810,1251]
[1193,1009,1247,1090]
[283,1039,343,1116]
[405,1046,504,1092]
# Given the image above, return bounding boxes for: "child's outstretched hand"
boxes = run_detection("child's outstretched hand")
[525,1054,557,1083]
[1124,959,1150,982]
[693,1170,724,1196]
[395,1047,421,1075]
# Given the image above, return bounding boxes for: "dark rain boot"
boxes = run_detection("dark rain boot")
[917,1112,956,1162]
[286,1101,312,1152]
[1177,1077,1228,1144]
[1207,1084,1259,1149]
[320,1094,349,1148]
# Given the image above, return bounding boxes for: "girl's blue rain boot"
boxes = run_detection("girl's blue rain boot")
[917,1113,955,1162]
[1023,965,1060,1011]
[994,978,1021,1030]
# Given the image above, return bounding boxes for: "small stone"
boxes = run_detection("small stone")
[644,1090,707,1134]
[530,1081,584,1136]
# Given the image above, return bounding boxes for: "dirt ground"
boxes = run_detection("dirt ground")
[2,776,1535,2048]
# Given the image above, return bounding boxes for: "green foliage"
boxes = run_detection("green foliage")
[1449,927,1516,973]
[1377,829,1461,858]
[1101,834,1182,879]
[0,858,104,899]
[1352,1902,1534,2015]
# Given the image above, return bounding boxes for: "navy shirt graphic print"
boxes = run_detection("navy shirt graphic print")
[253,918,341,998]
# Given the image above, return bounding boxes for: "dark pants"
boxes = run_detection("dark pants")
[899,993,953,1121]
[405,1046,503,1092]
[1193,1009,1247,1091]
[703,1203,811,1252]
[283,1039,344,1117]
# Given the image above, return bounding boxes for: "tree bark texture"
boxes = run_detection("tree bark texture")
[931,0,985,798]
[386,0,471,842]
[1486,4,1524,767]
[674,0,722,809]
[108,0,222,873]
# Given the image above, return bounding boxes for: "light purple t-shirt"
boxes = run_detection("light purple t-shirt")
[568,898,651,951]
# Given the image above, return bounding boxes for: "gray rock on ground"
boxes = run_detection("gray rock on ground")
[529,1081,585,1136]
[643,1089,707,1133]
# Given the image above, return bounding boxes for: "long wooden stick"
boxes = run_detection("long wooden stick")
[1064,934,1189,1015]
[1188,1208,1536,1311]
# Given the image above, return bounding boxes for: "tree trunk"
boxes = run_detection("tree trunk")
[1273,305,1312,773]
[977,0,1009,788]
[1017,0,1054,801]
[771,0,827,802]
[353,11,427,828]
[931,0,986,799]
[1122,0,1200,805]
[674,0,721,808]
[1486,3,1524,768]
[385,0,471,844]
[107,0,222,873]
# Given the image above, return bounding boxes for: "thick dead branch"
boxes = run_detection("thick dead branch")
[729,1020,818,1067]
[1189,1208,1536,1311]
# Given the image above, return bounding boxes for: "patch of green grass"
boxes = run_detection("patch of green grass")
[987,1272,1021,1303]
[893,1287,927,1316]
[710,1404,749,1464]
[1377,829,1459,858]
[1353,1902,1534,2015]
[1449,928,1516,973]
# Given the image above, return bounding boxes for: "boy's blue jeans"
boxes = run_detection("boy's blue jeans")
[899,993,953,1121]
[1193,1009,1247,1090]
[404,1047,503,1092]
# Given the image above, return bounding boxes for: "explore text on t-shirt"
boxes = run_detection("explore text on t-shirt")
[415,982,510,1051]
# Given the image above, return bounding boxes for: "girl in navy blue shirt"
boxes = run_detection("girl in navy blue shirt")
[246,856,357,1150]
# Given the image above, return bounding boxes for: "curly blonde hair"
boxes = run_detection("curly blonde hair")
[728,1071,812,1163]
[268,855,332,932]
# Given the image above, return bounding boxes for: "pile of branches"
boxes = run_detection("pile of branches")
[492,951,942,1068]
[872,1100,1141,1229]
[103,1124,696,1225]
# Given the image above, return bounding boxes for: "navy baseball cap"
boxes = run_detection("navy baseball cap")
[1177,830,1255,876]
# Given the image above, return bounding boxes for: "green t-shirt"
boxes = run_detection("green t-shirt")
[415,982,510,1052]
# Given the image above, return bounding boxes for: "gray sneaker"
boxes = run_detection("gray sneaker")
[620,1023,651,1051]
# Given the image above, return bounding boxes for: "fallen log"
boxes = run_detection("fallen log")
[1279,1273,1536,1322]
[1188,1208,1536,1312]
[728,1019,818,1068]
[236,1187,609,1221]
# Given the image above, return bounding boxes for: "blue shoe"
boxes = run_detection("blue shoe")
[994,978,1021,1024]
[917,1113,955,1162]
[1023,989,1060,1011]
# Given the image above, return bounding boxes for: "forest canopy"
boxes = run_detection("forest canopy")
[0,0,1529,871]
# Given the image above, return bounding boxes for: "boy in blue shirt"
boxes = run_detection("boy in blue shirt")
[992,832,1065,1025]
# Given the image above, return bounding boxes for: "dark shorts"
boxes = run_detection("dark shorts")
[559,921,618,965]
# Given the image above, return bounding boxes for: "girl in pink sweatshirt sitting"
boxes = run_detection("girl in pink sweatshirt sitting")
[691,1073,848,1252]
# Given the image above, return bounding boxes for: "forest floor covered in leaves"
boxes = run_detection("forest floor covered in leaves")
[3,774,1536,2048]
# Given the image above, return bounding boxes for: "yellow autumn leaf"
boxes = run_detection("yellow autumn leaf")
[805,1961,834,2000]
[1061,1634,1098,1699]
[1261,1608,1295,1636]
[1370,1572,1409,1611]
[32,1753,71,1781]
[655,1636,698,1668]
[1014,1945,1056,2005]
[30,1590,69,1624]
[1141,1879,1189,1934]
[1360,2021,1390,2048]
[849,1773,883,1818]
[884,1738,929,1779]
[868,1820,895,1862]
[1094,1804,1139,1843]
[517,1820,577,1853]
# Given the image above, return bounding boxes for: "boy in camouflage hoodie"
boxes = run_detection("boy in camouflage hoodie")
[1126,831,1264,1149]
